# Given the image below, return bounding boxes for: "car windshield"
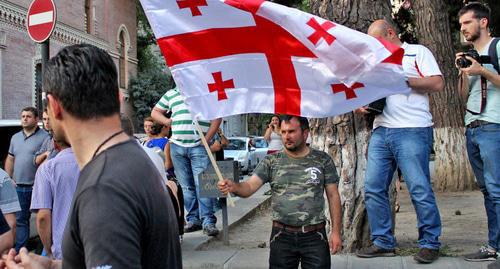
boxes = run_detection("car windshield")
[227,139,246,150]
[253,139,268,148]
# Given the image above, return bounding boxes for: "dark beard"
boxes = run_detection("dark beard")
[465,26,481,42]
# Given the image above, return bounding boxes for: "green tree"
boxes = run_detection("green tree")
[131,1,174,127]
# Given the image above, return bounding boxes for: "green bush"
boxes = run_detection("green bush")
[129,68,174,126]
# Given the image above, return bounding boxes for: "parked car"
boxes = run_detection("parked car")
[250,136,269,165]
[224,137,256,173]
[0,120,22,168]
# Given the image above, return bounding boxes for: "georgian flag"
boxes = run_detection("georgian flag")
[140,0,410,120]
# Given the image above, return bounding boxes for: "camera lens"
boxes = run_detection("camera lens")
[456,57,471,68]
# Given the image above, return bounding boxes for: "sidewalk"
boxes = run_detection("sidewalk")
[181,185,489,268]
[182,250,491,269]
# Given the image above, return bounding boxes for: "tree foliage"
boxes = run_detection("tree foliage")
[131,1,174,126]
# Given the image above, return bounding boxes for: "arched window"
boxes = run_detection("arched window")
[85,0,92,34]
[119,30,127,89]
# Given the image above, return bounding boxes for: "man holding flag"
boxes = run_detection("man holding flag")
[218,115,342,268]
[356,19,444,264]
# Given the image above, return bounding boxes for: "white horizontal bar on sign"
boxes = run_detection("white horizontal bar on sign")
[29,11,54,26]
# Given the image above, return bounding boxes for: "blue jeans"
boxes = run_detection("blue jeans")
[170,143,216,227]
[269,226,330,269]
[466,123,500,250]
[15,186,32,251]
[364,127,441,250]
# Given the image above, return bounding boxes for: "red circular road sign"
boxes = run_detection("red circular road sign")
[26,0,57,43]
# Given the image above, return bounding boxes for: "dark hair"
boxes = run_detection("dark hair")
[270,115,280,123]
[459,2,490,27]
[120,113,134,136]
[143,116,154,123]
[150,121,164,136]
[22,107,38,118]
[281,115,309,131]
[43,44,120,120]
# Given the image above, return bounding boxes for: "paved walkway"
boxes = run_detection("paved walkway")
[182,249,491,268]
[181,185,490,268]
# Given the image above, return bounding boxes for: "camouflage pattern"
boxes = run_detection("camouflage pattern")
[253,149,339,226]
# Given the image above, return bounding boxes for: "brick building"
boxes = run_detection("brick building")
[0,0,137,120]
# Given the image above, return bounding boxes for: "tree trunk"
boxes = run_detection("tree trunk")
[412,0,475,191]
[308,0,393,252]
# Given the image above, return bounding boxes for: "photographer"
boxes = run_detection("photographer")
[456,3,500,267]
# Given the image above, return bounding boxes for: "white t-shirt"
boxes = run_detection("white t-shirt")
[268,131,283,151]
[373,42,442,129]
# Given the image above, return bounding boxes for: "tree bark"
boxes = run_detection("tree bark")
[412,0,475,191]
[308,0,393,252]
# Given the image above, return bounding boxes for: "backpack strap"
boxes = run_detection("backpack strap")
[488,37,500,74]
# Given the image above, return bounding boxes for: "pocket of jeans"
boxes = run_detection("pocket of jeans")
[270,229,282,244]
[315,231,328,243]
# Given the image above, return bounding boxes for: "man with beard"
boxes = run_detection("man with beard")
[218,115,342,269]
[456,3,500,268]
[2,44,181,268]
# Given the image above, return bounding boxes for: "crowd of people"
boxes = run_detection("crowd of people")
[0,2,497,269]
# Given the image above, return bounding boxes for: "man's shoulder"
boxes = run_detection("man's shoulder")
[309,148,330,158]
[11,131,23,140]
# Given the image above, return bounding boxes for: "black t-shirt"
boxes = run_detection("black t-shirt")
[62,140,181,269]
[0,209,10,235]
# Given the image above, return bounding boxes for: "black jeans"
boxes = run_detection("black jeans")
[269,226,330,269]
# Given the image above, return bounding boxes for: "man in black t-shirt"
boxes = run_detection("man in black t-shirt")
[3,44,181,268]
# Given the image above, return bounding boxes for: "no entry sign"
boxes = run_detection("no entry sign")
[26,0,56,43]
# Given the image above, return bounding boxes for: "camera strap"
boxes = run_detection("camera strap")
[466,76,487,115]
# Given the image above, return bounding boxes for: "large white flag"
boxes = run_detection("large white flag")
[140,0,410,119]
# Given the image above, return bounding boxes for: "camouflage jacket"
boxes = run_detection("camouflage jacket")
[253,149,339,226]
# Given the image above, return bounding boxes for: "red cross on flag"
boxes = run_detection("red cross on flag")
[140,0,410,120]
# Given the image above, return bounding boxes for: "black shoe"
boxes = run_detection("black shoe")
[464,246,498,262]
[203,224,219,236]
[356,244,396,258]
[184,222,202,233]
[414,248,439,264]
[488,259,500,269]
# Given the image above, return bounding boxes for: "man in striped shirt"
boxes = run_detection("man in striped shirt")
[152,87,222,236]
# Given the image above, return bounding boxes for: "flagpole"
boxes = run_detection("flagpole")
[193,120,235,207]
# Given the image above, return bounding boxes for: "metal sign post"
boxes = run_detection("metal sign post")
[200,160,239,245]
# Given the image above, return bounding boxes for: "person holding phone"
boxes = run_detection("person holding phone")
[264,115,283,154]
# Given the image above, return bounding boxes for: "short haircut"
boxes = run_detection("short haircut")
[43,44,120,120]
[458,2,490,26]
[281,115,309,131]
[120,113,135,136]
[143,117,154,123]
[22,106,38,118]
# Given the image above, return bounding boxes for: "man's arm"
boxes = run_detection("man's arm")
[35,152,50,166]
[4,155,14,179]
[36,209,53,258]
[459,56,500,88]
[151,107,173,127]
[325,184,342,254]
[204,118,222,143]
[407,75,444,94]
[4,213,16,245]
[218,174,264,198]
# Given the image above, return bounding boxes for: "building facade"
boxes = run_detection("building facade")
[0,0,137,120]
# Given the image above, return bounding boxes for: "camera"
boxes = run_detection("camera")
[456,49,491,68]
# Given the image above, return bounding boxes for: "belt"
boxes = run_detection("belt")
[272,221,325,233]
[16,184,33,187]
[467,120,491,129]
